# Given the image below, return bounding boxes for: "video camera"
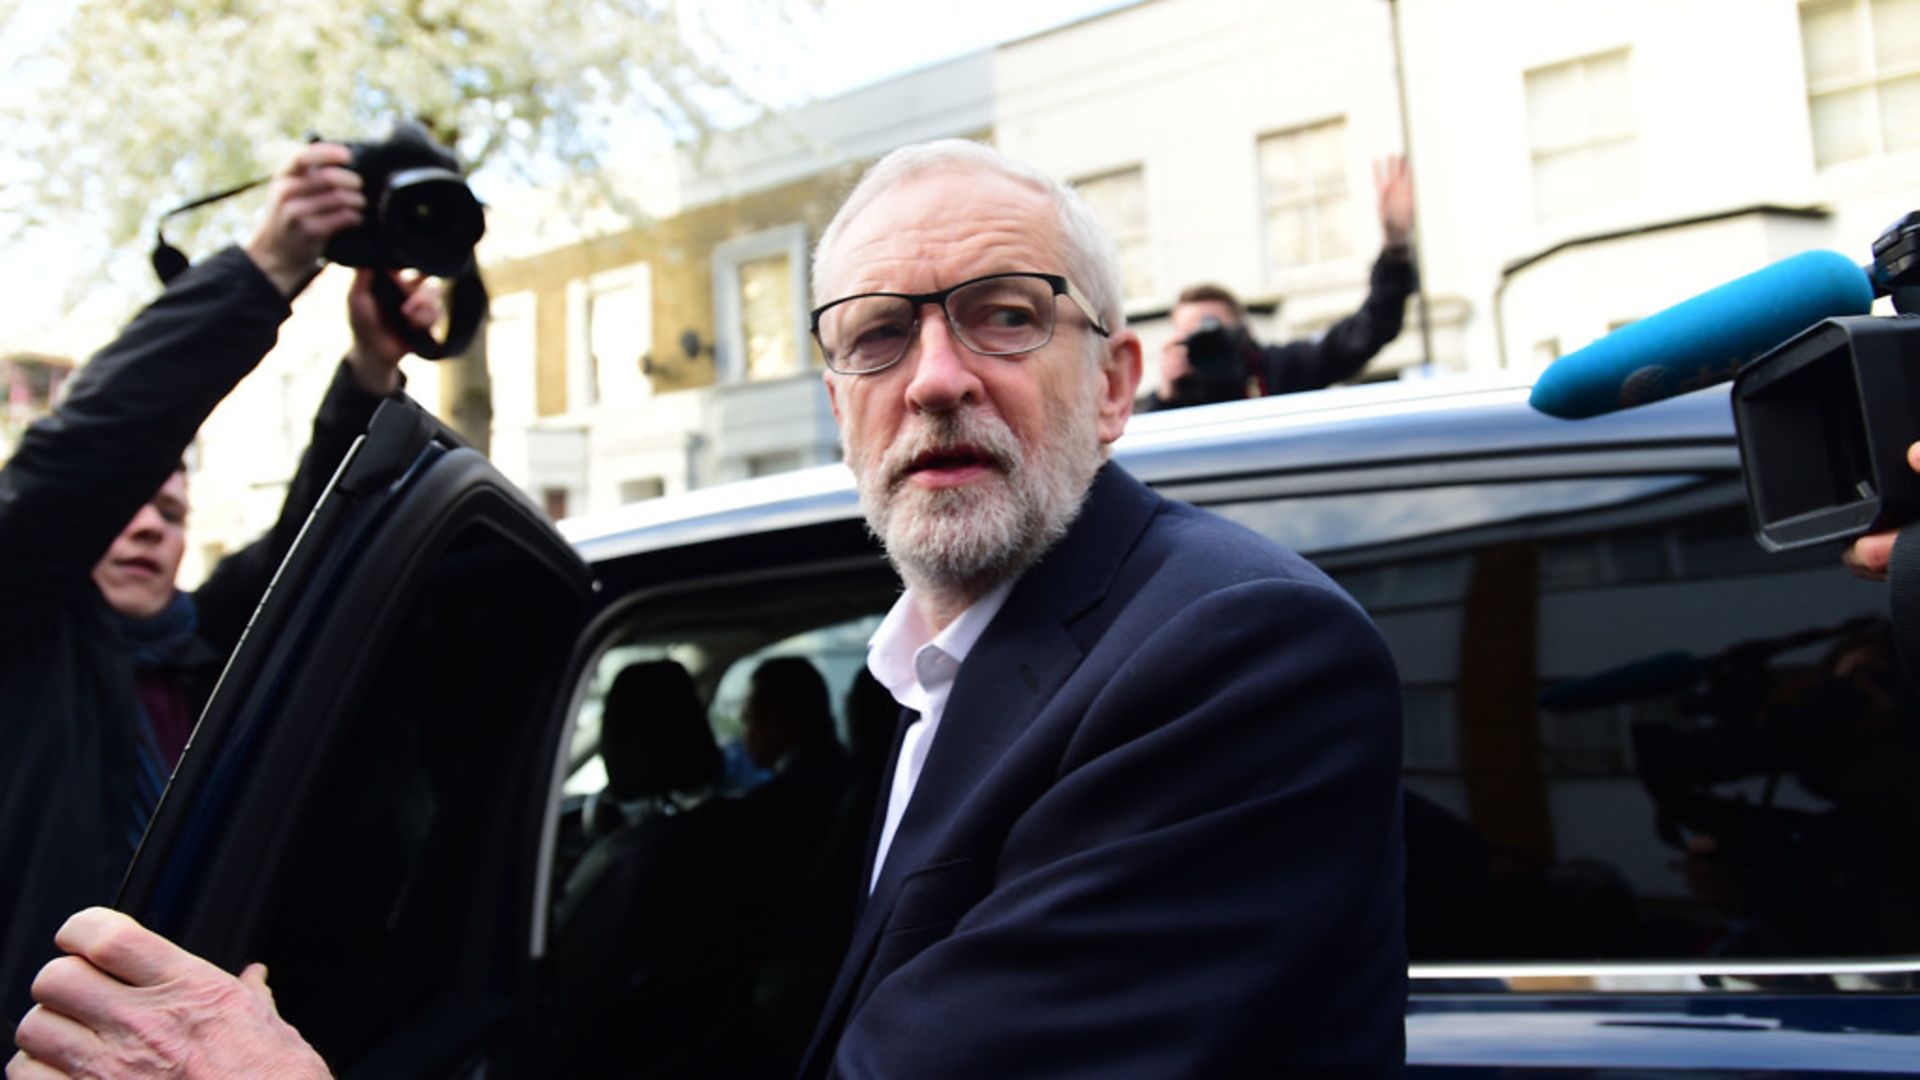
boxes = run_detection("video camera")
[1530,213,1920,554]
[1734,214,1920,552]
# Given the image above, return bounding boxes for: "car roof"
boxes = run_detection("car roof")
[561,373,1739,566]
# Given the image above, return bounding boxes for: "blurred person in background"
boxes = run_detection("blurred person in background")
[0,141,442,1045]
[1148,155,1416,409]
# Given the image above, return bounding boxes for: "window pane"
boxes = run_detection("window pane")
[1803,0,1868,85]
[1265,205,1311,269]
[1882,73,1920,148]
[1525,61,1582,150]
[740,253,799,380]
[1527,52,1636,220]
[1306,121,1348,190]
[1257,132,1309,203]
[1873,0,1920,69]
[1585,51,1635,138]
[1259,119,1352,273]
[1074,168,1154,301]
[1213,473,1903,967]
[549,589,895,1075]
[1812,86,1877,164]
[1075,167,1146,229]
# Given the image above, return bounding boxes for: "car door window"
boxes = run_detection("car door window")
[1214,472,1916,991]
[542,565,895,1076]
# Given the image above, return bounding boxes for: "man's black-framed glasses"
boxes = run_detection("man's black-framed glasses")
[810,271,1111,375]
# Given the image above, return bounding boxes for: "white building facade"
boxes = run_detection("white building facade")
[173,0,1920,580]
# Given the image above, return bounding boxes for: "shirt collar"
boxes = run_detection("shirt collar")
[867,578,1016,709]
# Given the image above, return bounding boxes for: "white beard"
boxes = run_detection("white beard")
[849,379,1104,598]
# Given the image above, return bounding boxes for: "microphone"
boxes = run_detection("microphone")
[1528,249,1876,419]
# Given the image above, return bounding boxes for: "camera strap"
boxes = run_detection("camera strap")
[1889,528,1920,691]
[371,263,489,360]
[151,175,273,284]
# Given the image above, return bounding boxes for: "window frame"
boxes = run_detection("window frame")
[711,223,812,384]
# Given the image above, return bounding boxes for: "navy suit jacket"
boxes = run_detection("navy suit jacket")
[801,464,1407,1078]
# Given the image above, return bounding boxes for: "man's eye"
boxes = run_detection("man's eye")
[977,305,1038,330]
[851,321,908,349]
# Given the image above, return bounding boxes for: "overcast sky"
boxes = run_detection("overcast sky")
[805,0,1128,96]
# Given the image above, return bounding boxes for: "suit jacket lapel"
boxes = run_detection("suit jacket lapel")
[801,465,1161,1074]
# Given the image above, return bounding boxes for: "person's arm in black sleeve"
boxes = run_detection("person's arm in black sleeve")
[0,248,291,640]
[1259,154,1418,396]
[0,142,366,643]
[193,270,443,653]
[1258,246,1415,395]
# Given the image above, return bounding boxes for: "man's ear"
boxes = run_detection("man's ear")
[823,369,845,429]
[1095,330,1142,444]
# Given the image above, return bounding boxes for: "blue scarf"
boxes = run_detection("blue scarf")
[111,589,199,670]
[110,590,199,851]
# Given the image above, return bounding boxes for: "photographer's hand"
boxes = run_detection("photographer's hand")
[345,270,445,396]
[1841,440,1920,581]
[243,143,365,298]
[1375,155,1413,252]
[1158,336,1194,393]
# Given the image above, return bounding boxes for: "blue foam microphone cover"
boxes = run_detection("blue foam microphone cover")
[1529,249,1876,419]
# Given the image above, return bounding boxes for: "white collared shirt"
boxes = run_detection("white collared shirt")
[865,579,1015,892]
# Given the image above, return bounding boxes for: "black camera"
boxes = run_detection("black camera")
[1182,316,1252,402]
[1733,214,1920,552]
[324,122,486,278]
[1184,316,1241,376]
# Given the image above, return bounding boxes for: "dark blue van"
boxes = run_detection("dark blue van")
[124,375,1920,1076]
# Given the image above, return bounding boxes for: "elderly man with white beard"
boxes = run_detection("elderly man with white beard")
[11,140,1407,1080]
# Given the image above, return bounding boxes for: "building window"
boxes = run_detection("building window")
[740,254,798,380]
[1801,0,1920,166]
[746,450,804,478]
[542,487,569,521]
[1526,50,1636,225]
[566,263,653,411]
[1073,167,1154,302]
[1257,119,1355,273]
[619,477,665,503]
[712,224,811,383]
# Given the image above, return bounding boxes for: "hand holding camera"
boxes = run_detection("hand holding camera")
[244,142,367,297]
[1843,440,1920,581]
[157,123,487,359]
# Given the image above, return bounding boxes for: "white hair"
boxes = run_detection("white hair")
[811,139,1127,343]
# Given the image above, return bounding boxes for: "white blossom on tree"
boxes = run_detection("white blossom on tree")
[0,0,815,256]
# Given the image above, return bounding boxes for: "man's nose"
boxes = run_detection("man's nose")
[903,306,983,413]
[124,504,168,540]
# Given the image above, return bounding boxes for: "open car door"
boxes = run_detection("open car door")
[119,395,594,1078]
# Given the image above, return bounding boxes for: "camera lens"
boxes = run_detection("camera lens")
[381,167,485,276]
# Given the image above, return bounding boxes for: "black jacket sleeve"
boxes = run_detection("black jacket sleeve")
[1257,247,1416,396]
[192,361,394,655]
[0,247,289,641]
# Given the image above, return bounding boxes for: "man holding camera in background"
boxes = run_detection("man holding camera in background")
[0,141,442,1045]
[1146,155,1417,410]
